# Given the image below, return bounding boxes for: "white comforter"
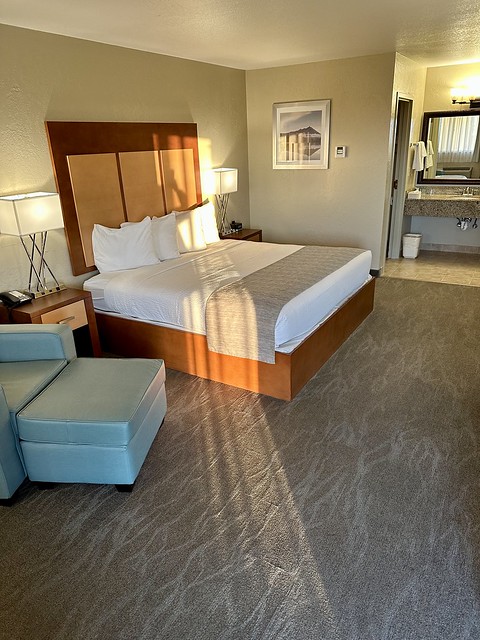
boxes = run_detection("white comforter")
[84,239,372,352]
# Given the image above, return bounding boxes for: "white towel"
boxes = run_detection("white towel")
[412,141,427,171]
[424,139,434,169]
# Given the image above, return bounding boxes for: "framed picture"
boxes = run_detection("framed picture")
[273,99,330,169]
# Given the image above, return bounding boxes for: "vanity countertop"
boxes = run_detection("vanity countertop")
[417,194,480,201]
[404,195,480,217]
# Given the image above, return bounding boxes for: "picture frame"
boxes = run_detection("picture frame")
[273,99,331,169]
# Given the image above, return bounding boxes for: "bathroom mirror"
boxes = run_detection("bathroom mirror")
[417,109,480,185]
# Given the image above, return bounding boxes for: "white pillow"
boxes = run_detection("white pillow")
[120,216,151,227]
[92,217,159,273]
[197,201,220,244]
[175,208,207,253]
[151,213,180,260]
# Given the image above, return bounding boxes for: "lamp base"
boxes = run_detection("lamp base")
[215,193,230,235]
[28,284,66,299]
[19,232,65,300]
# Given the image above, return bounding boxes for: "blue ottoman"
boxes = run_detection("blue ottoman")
[17,358,166,490]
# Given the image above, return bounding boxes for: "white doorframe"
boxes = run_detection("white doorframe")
[387,96,413,259]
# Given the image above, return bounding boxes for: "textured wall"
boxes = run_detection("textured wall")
[245,53,396,271]
[423,61,480,112]
[383,54,427,255]
[0,24,249,290]
[392,53,427,192]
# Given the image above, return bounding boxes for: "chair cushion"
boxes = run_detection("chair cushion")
[0,360,68,423]
[17,358,166,447]
[0,325,76,363]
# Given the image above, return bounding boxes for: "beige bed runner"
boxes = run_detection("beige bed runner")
[205,245,365,364]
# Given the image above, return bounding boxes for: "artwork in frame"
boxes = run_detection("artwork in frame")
[273,99,331,169]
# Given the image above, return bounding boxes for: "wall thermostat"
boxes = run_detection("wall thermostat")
[335,146,347,158]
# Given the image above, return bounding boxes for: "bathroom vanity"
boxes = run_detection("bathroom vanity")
[403,193,480,252]
[404,193,480,218]
[401,107,480,253]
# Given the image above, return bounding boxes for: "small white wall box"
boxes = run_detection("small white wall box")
[335,146,347,158]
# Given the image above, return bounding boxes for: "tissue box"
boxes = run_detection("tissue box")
[407,190,421,200]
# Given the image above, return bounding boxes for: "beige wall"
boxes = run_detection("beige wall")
[4,23,475,286]
[246,53,396,270]
[0,24,249,290]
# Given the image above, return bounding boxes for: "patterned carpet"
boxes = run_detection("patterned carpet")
[1,277,479,640]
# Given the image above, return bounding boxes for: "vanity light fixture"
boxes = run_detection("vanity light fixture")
[451,87,480,109]
[212,168,238,234]
[0,192,66,298]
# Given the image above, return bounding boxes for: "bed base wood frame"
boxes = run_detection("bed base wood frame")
[96,278,375,401]
[45,120,375,401]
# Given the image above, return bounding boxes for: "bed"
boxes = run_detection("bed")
[45,121,375,400]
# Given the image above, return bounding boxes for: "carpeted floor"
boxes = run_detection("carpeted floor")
[1,277,479,640]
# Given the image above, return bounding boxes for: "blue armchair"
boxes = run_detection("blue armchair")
[0,324,76,500]
[0,324,166,503]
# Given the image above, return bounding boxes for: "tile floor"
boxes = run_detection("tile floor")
[383,251,480,287]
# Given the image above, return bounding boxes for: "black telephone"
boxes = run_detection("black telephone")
[0,290,32,308]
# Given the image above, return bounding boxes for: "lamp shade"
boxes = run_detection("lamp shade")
[213,168,238,195]
[0,192,63,236]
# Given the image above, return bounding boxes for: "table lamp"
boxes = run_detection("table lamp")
[0,192,65,297]
[212,168,238,234]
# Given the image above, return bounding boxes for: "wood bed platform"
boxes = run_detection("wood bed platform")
[96,277,375,401]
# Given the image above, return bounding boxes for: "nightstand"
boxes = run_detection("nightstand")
[9,288,101,357]
[220,228,262,242]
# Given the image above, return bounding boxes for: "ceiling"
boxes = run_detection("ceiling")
[1,0,480,70]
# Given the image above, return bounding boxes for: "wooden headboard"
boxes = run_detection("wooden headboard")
[45,121,203,276]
